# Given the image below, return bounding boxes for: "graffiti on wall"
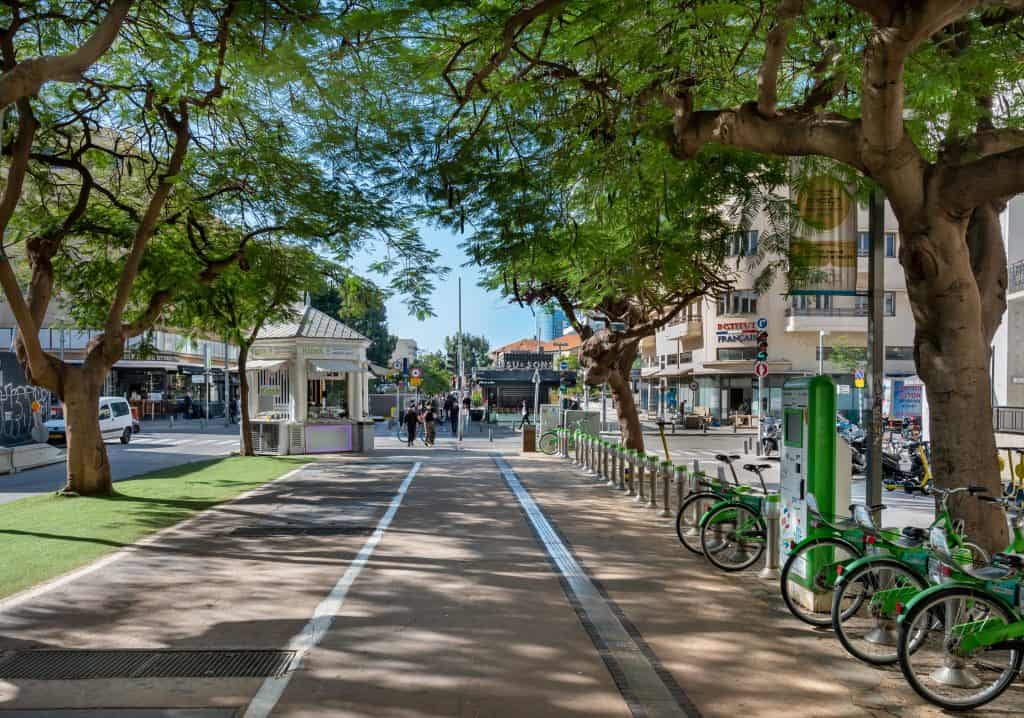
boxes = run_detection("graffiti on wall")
[0,384,52,445]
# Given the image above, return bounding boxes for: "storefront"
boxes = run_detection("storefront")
[245,302,374,455]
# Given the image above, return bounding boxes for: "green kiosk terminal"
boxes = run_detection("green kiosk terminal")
[780,375,852,612]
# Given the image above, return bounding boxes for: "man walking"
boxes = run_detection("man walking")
[424,404,436,446]
[449,395,459,434]
[517,399,531,431]
[403,404,420,447]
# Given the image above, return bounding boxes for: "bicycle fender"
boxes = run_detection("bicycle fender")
[699,500,745,528]
[835,555,927,590]
[897,583,1020,624]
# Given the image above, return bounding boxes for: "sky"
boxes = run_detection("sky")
[354,223,537,355]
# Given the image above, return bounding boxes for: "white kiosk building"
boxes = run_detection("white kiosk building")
[245,302,374,455]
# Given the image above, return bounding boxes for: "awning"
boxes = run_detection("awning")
[307,359,365,375]
[246,359,288,372]
[114,360,179,371]
[177,365,205,375]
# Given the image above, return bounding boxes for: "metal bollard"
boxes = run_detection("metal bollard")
[759,494,782,580]
[601,441,610,482]
[584,436,592,472]
[674,465,685,509]
[626,451,637,496]
[660,461,672,517]
[635,453,646,504]
[489,427,494,442]
[595,440,605,481]
[717,464,727,484]
[575,432,582,466]
[647,455,658,509]
[608,444,618,488]
[756,436,762,457]
[616,447,627,491]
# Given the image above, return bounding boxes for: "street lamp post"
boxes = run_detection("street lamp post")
[818,329,826,375]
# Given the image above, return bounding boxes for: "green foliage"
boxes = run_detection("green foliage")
[415,351,453,396]
[829,336,867,375]
[444,333,491,371]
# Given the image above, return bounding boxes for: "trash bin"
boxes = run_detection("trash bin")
[521,424,537,452]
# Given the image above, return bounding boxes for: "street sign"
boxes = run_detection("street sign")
[393,360,402,370]
[838,384,851,394]
[854,378,865,389]
[753,362,769,378]
[410,367,422,378]
[560,360,569,370]
[756,317,768,330]
[854,368,865,381]
[689,381,699,392]
[411,376,422,387]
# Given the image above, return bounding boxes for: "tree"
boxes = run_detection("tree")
[829,336,868,375]
[311,277,398,367]
[444,333,491,373]
[170,244,325,456]
[414,0,1024,548]
[0,4,436,495]
[416,351,454,396]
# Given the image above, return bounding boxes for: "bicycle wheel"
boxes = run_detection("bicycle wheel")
[675,491,725,555]
[898,586,1021,711]
[700,502,766,572]
[832,558,927,664]
[538,431,559,455]
[780,537,860,627]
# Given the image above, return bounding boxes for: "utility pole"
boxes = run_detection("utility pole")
[457,276,464,442]
[866,188,886,518]
[818,329,826,375]
[224,339,230,426]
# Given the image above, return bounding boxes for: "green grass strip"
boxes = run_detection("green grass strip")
[0,456,307,601]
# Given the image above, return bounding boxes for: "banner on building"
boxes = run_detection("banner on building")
[791,175,858,295]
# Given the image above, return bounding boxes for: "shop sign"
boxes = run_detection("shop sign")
[716,321,757,344]
[837,384,851,394]
[149,392,163,401]
[891,380,923,418]
[259,385,281,397]
[498,351,552,369]
[791,175,858,295]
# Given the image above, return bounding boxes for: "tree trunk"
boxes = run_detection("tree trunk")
[607,366,644,452]
[238,343,254,456]
[62,367,112,495]
[582,332,644,452]
[901,209,1008,552]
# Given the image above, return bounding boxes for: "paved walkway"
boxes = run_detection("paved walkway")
[0,439,1020,716]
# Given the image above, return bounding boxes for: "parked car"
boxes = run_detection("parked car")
[44,396,135,445]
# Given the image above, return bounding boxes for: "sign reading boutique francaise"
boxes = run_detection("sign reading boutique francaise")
[716,321,757,344]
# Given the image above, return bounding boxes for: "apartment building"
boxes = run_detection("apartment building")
[994,196,1024,409]
[642,199,918,422]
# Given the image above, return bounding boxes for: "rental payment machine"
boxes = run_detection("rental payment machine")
[780,376,851,611]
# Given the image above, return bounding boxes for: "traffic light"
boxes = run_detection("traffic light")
[756,330,768,361]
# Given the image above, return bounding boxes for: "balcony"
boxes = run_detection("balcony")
[1010,260,1024,296]
[784,305,893,333]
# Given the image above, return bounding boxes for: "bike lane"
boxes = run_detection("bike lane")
[264,453,631,717]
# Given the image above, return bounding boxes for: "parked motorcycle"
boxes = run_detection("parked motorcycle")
[760,416,780,456]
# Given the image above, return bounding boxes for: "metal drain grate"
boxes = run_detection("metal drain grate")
[230,525,374,537]
[0,649,294,680]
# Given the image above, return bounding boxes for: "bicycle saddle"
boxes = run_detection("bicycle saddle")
[715,454,736,463]
[743,463,772,472]
[851,503,887,513]
[901,527,928,542]
[962,563,1014,581]
[992,552,1024,571]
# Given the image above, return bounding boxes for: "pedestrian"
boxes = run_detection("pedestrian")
[183,391,192,420]
[518,399,531,430]
[403,404,419,447]
[449,398,460,434]
[424,404,436,446]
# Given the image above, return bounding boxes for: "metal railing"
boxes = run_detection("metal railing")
[785,305,896,318]
[994,406,1024,434]
[1010,260,1024,294]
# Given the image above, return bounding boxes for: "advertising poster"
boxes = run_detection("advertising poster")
[792,175,858,295]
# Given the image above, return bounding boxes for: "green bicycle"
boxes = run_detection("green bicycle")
[697,462,774,571]
[830,486,996,665]
[895,499,1024,711]
[675,453,746,555]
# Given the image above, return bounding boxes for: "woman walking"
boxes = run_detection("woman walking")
[403,404,420,447]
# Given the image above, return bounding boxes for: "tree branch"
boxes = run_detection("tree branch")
[0,0,133,110]
[942,145,1024,211]
[757,0,804,117]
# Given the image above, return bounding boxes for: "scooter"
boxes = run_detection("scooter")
[760,416,780,456]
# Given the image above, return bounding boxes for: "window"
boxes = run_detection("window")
[885,292,896,315]
[679,351,693,363]
[790,295,832,313]
[99,405,112,421]
[111,401,131,418]
[886,346,914,361]
[728,231,759,257]
[856,232,869,256]
[666,354,678,366]
[885,232,896,257]
[718,290,759,315]
[717,347,758,361]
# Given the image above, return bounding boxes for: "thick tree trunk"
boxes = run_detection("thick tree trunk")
[607,366,644,452]
[581,332,644,452]
[901,208,1007,552]
[238,344,254,456]
[61,368,112,495]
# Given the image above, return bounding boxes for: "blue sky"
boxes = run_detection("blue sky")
[355,223,537,354]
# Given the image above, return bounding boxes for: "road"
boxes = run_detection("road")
[0,421,241,504]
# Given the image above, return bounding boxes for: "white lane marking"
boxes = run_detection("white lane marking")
[243,461,422,718]
[191,439,222,446]
[0,463,313,613]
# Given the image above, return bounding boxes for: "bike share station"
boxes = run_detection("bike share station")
[780,375,853,613]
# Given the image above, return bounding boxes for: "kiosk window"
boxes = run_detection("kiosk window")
[784,410,802,447]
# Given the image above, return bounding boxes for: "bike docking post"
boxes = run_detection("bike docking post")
[601,441,610,484]
[584,435,593,473]
[647,455,658,509]
[673,465,686,508]
[635,454,647,504]
[660,460,672,517]
[758,494,782,580]
[575,431,583,466]
[626,451,637,496]
[606,443,617,487]
[595,440,606,482]
[616,447,627,491]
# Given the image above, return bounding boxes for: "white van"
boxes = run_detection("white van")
[45,396,135,445]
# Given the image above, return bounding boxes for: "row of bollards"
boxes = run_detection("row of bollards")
[551,428,780,580]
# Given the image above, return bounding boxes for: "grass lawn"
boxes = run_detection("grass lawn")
[0,456,307,601]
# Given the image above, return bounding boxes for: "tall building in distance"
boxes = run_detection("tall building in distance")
[536,304,569,341]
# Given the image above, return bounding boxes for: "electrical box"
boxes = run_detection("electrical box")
[779,376,851,611]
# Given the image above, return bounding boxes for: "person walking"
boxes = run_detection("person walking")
[449,397,459,434]
[403,404,420,447]
[517,399,531,431]
[424,404,436,446]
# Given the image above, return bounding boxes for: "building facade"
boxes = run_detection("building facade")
[994,196,1024,408]
[536,304,569,341]
[644,198,918,422]
[389,338,418,371]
